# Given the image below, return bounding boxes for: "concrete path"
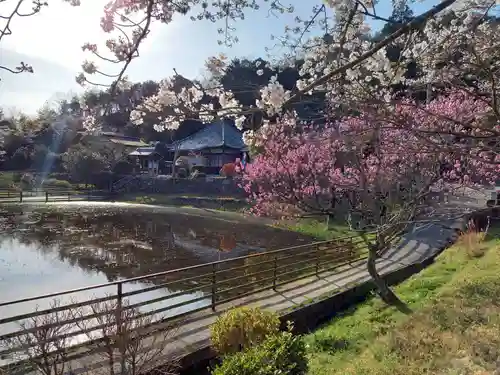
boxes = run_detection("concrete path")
[5,189,491,375]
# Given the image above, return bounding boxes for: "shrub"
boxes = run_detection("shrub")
[212,331,308,375]
[42,178,73,189]
[12,172,22,183]
[113,160,134,175]
[74,183,96,190]
[135,196,156,205]
[20,173,34,190]
[210,307,280,355]
[0,172,16,189]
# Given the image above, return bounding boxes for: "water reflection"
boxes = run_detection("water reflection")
[0,237,209,342]
[0,205,316,358]
[0,205,314,302]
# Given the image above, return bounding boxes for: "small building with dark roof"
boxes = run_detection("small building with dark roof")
[127,142,171,175]
[168,120,246,174]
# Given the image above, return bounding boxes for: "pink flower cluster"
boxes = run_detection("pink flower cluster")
[392,91,499,185]
[242,91,499,217]
[242,120,346,217]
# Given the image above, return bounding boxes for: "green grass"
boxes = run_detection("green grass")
[275,218,350,240]
[305,224,500,375]
[0,172,86,194]
[275,218,361,241]
[0,172,18,189]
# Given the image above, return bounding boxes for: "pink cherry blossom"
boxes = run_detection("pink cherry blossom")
[242,91,498,218]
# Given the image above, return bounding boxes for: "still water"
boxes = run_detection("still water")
[0,203,315,330]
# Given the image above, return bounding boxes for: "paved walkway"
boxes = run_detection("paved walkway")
[5,189,491,375]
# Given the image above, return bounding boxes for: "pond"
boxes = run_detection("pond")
[0,202,316,345]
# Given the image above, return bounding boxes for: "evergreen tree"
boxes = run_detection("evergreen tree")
[375,0,414,40]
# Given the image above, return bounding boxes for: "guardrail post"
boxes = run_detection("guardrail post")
[45,191,49,203]
[116,282,123,327]
[211,263,217,311]
[68,192,71,201]
[315,244,321,277]
[272,255,278,291]
[115,282,125,375]
[87,190,91,201]
[19,191,22,203]
[7,191,10,198]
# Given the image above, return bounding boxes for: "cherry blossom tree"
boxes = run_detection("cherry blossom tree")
[1,0,483,309]
[241,92,497,311]
[62,0,499,310]
[242,116,427,310]
[3,0,500,157]
[65,0,496,165]
[244,91,498,220]
[241,117,345,218]
[2,0,496,301]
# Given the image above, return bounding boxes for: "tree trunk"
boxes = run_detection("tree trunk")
[367,245,412,314]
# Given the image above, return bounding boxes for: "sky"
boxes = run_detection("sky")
[0,0,436,115]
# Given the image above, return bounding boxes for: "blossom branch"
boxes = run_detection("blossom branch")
[0,0,46,79]
[283,0,458,108]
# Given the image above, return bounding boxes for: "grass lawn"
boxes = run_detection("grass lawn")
[0,172,17,189]
[0,172,87,193]
[276,218,357,241]
[305,223,500,375]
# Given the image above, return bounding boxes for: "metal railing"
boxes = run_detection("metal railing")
[0,234,367,372]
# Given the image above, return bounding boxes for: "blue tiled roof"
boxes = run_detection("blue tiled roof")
[168,120,245,151]
[101,132,141,142]
[129,147,156,156]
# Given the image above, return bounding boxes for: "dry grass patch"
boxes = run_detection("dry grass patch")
[376,276,500,375]
[457,221,490,258]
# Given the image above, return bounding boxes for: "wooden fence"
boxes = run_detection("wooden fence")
[0,188,110,203]
[0,235,367,373]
